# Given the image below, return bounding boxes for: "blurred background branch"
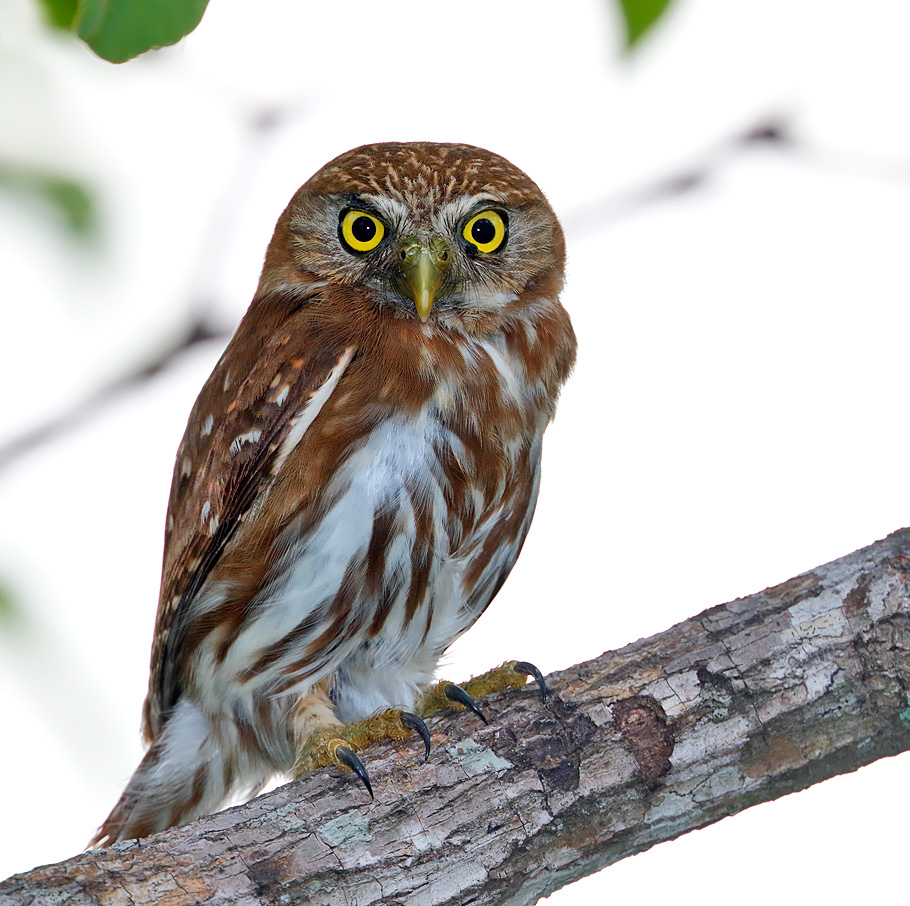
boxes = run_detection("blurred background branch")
[0,313,227,472]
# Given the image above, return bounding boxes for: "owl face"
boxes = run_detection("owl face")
[259,143,565,330]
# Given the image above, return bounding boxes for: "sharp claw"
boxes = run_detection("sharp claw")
[334,745,374,799]
[514,660,549,702]
[399,711,432,762]
[444,683,488,724]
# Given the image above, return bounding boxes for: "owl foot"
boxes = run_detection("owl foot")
[292,709,431,796]
[292,663,546,796]
[418,660,548,719]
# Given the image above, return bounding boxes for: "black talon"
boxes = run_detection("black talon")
[335,745,373,799]
[514,661,549,702]
[444,683,488,724]
[400,711,432,762]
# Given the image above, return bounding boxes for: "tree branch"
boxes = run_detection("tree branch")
[0,314,229,473]
[4,529,909,905]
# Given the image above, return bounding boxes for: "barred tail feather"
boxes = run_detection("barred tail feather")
[90,699,267,847]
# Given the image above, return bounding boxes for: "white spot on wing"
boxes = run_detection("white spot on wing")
[201,501,211,521]
[231,429,262,453]
[202,415,214,437]
[272,347,356,474]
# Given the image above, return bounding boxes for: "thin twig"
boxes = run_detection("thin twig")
[0,315,229,473]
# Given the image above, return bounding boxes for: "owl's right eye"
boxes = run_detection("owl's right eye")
[339,209,386,253]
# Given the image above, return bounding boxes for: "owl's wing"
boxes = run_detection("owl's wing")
[143,296,356,739]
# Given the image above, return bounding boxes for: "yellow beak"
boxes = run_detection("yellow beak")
[398,235,451,322]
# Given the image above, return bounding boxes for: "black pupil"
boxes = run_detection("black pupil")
[471,217,497,245]
[351,216,376,243]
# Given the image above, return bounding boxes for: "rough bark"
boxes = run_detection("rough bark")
[4,529,910,906]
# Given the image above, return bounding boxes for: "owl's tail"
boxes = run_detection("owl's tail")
[89,698,271,847]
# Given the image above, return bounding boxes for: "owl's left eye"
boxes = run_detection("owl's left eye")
[462,210,507,254]
[339,209,386,253]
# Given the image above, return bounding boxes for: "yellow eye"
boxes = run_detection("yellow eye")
[462,209,507,253]
[340,209,385,253]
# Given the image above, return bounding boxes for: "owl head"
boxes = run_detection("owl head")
[257,142,565,331]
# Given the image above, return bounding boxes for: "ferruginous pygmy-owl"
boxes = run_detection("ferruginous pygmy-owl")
[92,142,576,846]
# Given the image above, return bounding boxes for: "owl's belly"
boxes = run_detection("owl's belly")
[201,407,529,722]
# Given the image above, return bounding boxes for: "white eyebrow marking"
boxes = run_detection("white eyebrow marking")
[434,194,506,231]
[362,195,410,224]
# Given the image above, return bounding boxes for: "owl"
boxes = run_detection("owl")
[92,142,576,846]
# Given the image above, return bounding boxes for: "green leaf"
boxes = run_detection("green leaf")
[35,0,79,30]
[38,175,96,235]
[0,582,22,628]
[0,161,98,239]
[75,0,210,64]
[616,0,675,51]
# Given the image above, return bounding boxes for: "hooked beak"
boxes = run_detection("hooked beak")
[398,234,451,322]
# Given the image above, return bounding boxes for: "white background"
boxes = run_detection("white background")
[1,0,908,900]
